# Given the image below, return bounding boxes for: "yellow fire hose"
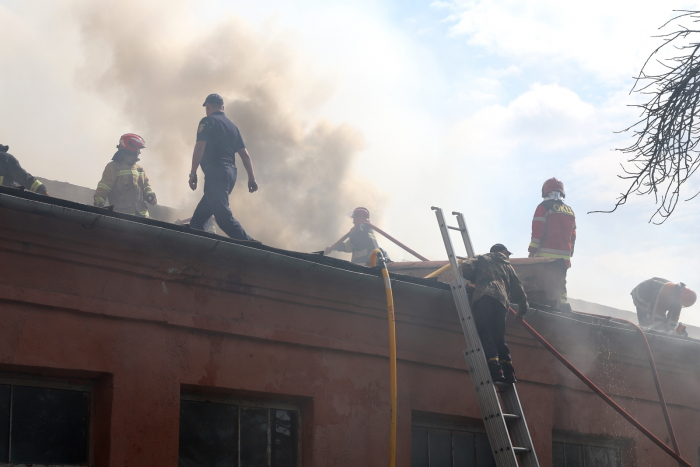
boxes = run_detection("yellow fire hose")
[423,258,463,279]
[370,249,397,467]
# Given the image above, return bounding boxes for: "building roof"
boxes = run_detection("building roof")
[1,184,697,350]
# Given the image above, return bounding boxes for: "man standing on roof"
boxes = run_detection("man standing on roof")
[461,244,528,384]
[94,134,157,217]
[631,278,696,334]
[0,144,48,195]
[324,207,389,266]
[528,177,576,311]
[188,93,258,241]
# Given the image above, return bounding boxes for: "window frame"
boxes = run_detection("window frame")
[180,393,302,467]
[411,415,495,467]
[0,373,95,467]
[552,431,629,467]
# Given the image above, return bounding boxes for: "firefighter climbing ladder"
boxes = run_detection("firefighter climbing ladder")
[432,207,539,467]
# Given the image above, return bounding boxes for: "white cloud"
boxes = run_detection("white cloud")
[447,83,598,160]
[439,0,697,81]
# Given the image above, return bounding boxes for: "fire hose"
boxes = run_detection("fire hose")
[371,249,397,467]
[513,308,691,467]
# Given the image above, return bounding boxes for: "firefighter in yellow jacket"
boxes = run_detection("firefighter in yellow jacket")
[94,134,157,217]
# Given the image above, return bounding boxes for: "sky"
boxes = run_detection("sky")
[2,0,700,324]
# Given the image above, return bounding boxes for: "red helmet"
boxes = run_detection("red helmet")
[542,177,565,198]
[117,133,146,151]
[352,207,370,222]
[680,286,697,307]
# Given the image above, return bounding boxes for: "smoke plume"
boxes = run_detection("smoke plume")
[73,0,385,251]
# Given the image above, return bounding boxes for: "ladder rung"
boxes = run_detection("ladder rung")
[447,225,464,232]
[513,447,531,455]
[503,414,521,423]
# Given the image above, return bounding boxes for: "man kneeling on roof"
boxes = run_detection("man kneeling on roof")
[461,244,528,384]
[631,278,696,335]
[0,144,48,195]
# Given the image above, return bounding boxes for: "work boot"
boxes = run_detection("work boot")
[488,359,505,383]
[501,360,517,385]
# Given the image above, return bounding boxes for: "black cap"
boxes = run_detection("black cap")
[490,243,512,255]
[0,144,7,153]
[202,93,224,106]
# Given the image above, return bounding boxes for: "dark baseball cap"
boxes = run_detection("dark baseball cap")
[202,93,224,106]
[490,243,512,255]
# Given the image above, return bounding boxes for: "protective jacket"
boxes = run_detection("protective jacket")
[94,159,154,217]
[0,151,46,194]
[631,278,682,327]
[528,199,576,267]
[460,252,529,312]
[338,223,380,266]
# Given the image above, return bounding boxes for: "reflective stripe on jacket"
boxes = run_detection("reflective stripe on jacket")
[94,160,154,217]
[0,152,45,193]
[528,199,576,268]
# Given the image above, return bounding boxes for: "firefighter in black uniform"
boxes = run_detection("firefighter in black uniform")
[188,94,258,240]
[0,145,48,195]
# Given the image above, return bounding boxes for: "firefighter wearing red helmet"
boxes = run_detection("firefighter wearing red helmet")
[324,207,388,266]
[631,278,697,334]
[93,134,157,217]
[528,178,576,310]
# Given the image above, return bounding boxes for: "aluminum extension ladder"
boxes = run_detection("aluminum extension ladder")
[432,207,539,467]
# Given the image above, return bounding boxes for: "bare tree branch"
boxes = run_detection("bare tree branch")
[590,10,700,223]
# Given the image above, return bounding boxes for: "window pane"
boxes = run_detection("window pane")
[585,445,620,467]
[273,409,298,467]
[178,400,238,467]
[411,426,428,467]
[564,443,583,467]
[10,386,90,465]
[428,428,452,467]
[452,431,475,467]
[0,385,8,463]
[475,433,496,467]
[241,407,268,467]
[552,442,565,467]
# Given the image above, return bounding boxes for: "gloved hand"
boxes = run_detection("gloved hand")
[145,193,157,205]
[516,303,528,318]
[35,185,49,196]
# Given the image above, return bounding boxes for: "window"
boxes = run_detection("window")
[0,378,91,466]
[411,419,496,467]
[553,436,623,467]
[179,395,300,467]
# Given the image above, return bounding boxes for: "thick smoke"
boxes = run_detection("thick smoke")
[73,0,385,250]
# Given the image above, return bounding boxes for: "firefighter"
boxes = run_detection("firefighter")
[188,93,258,240]
[631,278,696,334]
[528,177,576,310]
[324,207,389,266]
[461,244,528,384]
[0,144,48,195]
[94,134,157,217]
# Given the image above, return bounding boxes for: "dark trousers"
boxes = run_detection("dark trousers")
[635,305,652,326]
[191,163,252,241]
[472,295,512,374]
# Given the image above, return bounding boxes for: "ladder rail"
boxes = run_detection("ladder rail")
[433,207,519,467]
[432,207,540,467]
[453,211,540,467]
